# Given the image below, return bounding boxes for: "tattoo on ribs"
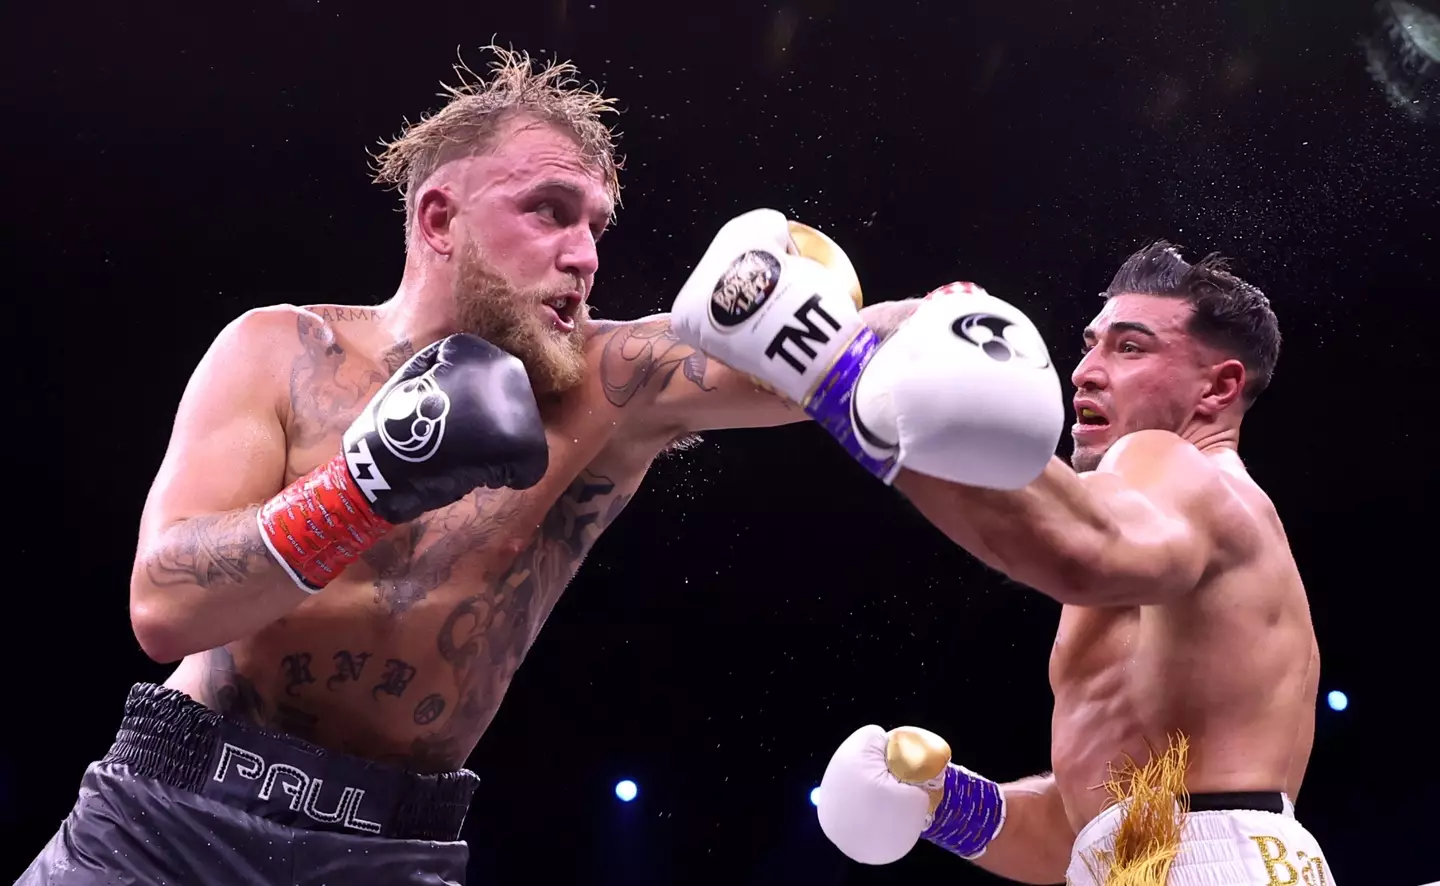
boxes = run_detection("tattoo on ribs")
[600,319,715,408]
[413,693,447,725]
[280,653,316,697]
[200,647,320,741]
[145,511,272,589]
[327,650,372,690]
[405,470,636,769]
[372,658,418,700]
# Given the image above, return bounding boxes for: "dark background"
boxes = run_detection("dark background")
[10,0,1439,883]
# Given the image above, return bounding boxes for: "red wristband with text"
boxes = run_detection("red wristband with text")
[256,453,393,592]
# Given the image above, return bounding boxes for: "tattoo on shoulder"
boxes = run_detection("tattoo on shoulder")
[145,511,272,589]
[316,307,379,323]
[600,319,715,408]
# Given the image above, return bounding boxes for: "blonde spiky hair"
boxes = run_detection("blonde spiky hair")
[372,43,622,243]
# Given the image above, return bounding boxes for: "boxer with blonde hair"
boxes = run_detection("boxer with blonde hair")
[20,46,877,886]
[670,240,1330,885]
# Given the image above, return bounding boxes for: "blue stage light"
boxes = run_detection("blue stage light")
[1326,690,1348,712]
[810,787,822,807]
[615,779,638,802]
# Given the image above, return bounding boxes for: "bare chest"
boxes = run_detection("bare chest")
[212,350,653,768]
[281,358,634,616]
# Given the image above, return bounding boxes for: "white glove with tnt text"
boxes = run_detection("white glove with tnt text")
[669,210,1065,489]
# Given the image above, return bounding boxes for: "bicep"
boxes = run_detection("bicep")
[136,311,292,552]
[600,314,803,436]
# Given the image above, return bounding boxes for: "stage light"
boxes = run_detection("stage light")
[810,787,822,807]
[1327,690,1348,712]
[615,779,638,802]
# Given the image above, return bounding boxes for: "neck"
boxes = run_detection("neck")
[377,253,459,350]
[1179,414,1241,456]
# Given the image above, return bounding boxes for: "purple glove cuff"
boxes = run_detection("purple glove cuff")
[920,765,1006,859]
[803,326,898,481]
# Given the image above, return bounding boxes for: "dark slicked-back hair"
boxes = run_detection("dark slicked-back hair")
[1103,240,1281,404]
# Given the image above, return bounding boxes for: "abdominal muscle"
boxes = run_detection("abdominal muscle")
[1048,602,1310,834]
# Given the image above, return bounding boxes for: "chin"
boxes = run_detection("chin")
[1069,442,1108,473]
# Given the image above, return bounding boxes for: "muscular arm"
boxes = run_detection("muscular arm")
[608,302,916,437]
[129,308,311,662]
[598,314,803,434]
[974,772,1075,885]
[896,432,1225,606]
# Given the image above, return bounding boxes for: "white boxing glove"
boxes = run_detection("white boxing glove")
[852,282,1066,490]
[669,209,899,481]
[817,724,1007,866]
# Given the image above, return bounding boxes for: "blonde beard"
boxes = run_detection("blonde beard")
[453,241,589,395]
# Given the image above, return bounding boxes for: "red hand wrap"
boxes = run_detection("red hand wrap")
[257,453,393,591]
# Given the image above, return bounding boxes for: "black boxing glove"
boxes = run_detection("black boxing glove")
[257,333,548,592]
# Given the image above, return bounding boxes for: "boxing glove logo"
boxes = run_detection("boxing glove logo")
[951,314,1051,370]
[374,372,452,463]
[710,250,782,329]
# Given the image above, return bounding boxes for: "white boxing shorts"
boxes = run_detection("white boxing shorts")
[1066,792,1335,886]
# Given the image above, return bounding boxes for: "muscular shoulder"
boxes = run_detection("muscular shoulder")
[200,304,315,386]
[1094,430,1264,556]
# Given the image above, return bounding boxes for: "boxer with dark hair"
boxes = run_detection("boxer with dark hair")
[19,48,876,886]
[671,239,1329,885]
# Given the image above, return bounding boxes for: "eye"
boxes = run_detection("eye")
[1119,341,1143,354]
[535,202,558,222]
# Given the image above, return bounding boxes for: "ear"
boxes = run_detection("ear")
[414,186,459,258]
[1197,358,1246,416]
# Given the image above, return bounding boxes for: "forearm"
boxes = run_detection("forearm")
[131,507,311,661]
[858,298,922,340]
[894,460,1111,600]
[969,773,1075,885]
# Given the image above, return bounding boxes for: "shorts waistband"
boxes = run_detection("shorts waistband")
[101,682,479,842]
[1187,791,1288,814]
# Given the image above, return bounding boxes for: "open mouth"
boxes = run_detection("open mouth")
[1073,405,1111,434]
[542,293,581,331]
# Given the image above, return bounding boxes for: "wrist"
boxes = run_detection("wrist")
[256,452,394,593]
[921,764,1007,859]
[802,325,899,482]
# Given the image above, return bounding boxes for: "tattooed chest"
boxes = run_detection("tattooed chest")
[345,490,537,615]
[203,468,643,768]
[284,317,415,450]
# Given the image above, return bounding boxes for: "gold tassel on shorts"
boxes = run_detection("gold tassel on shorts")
[1085,734,1191,886]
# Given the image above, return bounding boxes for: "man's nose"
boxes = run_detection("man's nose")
[1071,350,1107,390]
[560,229,599,280]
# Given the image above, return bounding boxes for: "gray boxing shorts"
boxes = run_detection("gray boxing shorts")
[17,683,480,885]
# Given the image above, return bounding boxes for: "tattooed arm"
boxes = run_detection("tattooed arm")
[602,303,923,436]
[130,306,313,662]
[597,315,802,434]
